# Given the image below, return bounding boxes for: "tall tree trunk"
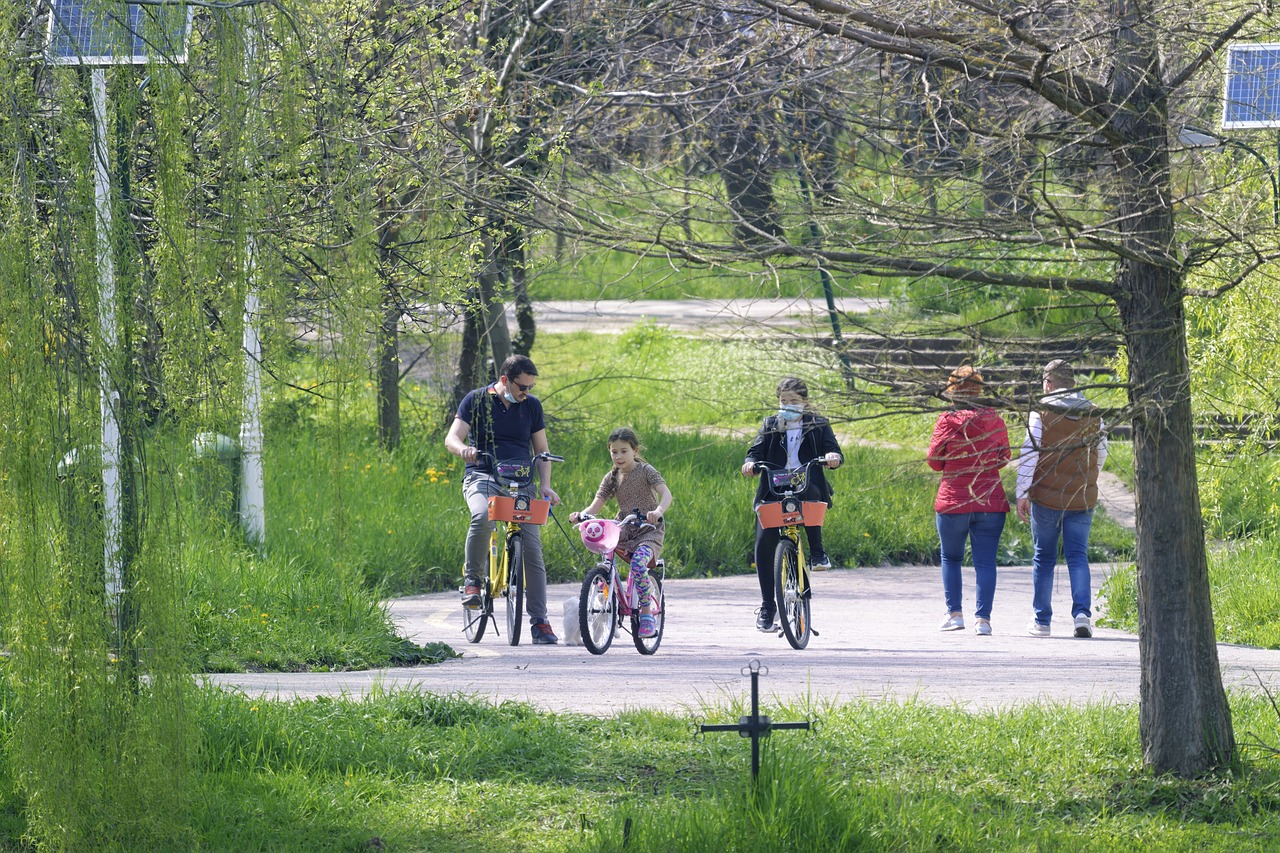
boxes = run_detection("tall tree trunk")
[476,223,513,369]
[1110,0,1234,775]
[449,297,487,416]
[1120,279,1234,776]
[376,296,401,450]
[716,101,783,243]
[505,220,535,356]
[374,197,403,450]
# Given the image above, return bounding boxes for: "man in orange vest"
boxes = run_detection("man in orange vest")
[1016,360,1108,638]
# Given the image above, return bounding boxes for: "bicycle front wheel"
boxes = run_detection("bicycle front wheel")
[505,534,525,646]
[774,537,811,649]
[631,576,664,655]
[579,566,616,655]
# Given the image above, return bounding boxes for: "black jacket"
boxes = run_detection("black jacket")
[744,413,842,507]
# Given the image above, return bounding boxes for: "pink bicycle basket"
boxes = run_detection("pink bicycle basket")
[579,519,621,555]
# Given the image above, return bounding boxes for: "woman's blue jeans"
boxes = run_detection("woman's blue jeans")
[936,511,1006,620]
[1029,503,1094,626]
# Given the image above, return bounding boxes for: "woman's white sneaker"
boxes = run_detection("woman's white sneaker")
[974,618,992,636]
[939,612,965,631]
[1073,615,1093,638]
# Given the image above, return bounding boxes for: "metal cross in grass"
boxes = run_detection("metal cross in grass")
[698,659,811,780]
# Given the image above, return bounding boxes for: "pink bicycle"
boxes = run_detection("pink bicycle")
[574,511,666,655]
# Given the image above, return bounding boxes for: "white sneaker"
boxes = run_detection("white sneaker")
[939,612,965,631]
[1074,615,1093,638]
[974,618,992,636]
[1026,620,1050,637]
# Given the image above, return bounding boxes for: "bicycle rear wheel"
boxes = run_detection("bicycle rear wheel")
[774,538,811,649]
[579,566,616,655]
[505,534,524,646]
[631,576,664,655]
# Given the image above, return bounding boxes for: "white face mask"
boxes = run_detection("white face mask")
[503,390,518,404]
[778,404,803,422]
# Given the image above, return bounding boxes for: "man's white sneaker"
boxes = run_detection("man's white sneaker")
[939,613,965,632]
[1026,620,1050,637]
[974,618,992,636]
[1074,615,1093,638]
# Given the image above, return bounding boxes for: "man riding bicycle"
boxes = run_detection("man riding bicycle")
[445,354,563,644]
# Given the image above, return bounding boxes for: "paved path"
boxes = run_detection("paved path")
[517,297,885,335]
[208,565,1280,715]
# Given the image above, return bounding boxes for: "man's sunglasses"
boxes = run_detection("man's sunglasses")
[513,381,535,392]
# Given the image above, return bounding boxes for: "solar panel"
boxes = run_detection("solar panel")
[46,0,191,66]
[1222,43,1280,130]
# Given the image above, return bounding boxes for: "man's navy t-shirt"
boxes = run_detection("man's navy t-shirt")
[457,385,545,473]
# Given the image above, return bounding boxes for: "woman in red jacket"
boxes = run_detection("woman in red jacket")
[927,366,1011,636]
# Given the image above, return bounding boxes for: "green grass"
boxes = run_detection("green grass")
[1101,536,1280,648]
[6,676,1280,850]
[528,241,845,301]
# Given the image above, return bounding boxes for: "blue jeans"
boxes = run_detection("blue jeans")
[1030,503,1094,626]
[936,511,1006,620]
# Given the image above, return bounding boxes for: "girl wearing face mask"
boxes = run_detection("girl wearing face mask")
[741,377,843,631]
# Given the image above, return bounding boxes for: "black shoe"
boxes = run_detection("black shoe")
[460,576,482,607]
[530,619,559,645]
[755,605,777,632]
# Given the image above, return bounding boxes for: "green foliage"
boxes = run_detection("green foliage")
[1199,444,1280,539]
[1102,536,1280,649]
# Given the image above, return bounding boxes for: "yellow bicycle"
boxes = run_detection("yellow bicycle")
[753,459,829,650]
[462,450,563,645]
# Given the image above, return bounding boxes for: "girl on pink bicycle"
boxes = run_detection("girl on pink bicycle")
[569,427,673,638]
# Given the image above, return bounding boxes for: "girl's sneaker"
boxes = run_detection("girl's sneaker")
[638,614,657,638]
[938,612,965,631]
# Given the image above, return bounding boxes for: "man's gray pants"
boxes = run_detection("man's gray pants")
[463,472,548,622]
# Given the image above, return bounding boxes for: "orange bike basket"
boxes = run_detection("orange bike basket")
[488,495,551,525]
[755,500,827,529]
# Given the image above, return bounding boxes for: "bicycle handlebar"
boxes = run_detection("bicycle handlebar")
[752,458,830,498]
[475,450,564,464]
[572,509,662,530]
[751,458,828,474]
